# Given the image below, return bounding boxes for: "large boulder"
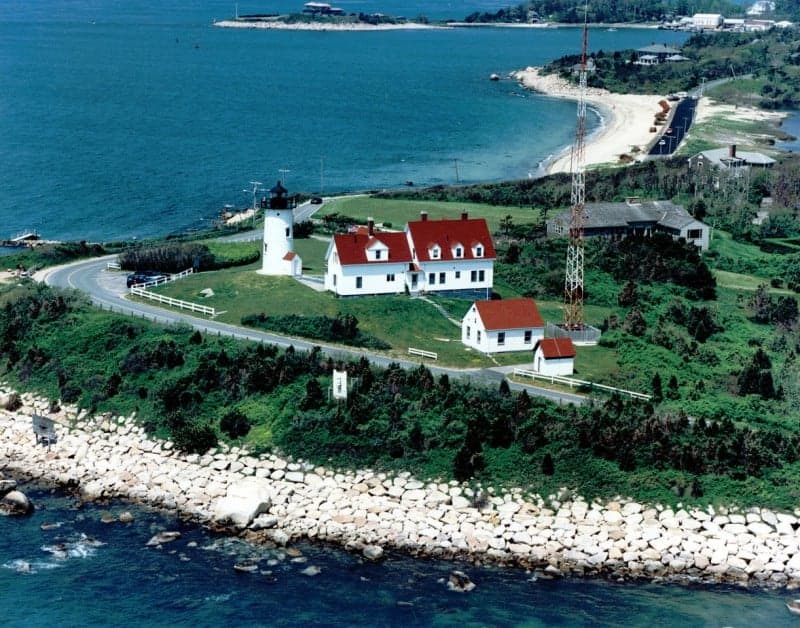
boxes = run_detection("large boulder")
[0,478,18,497]
[0,490,34,516]
[211,477,272,529]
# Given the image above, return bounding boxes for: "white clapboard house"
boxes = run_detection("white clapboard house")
[533,337,577,376]
[325,212,495,298]
[461,297,545,354]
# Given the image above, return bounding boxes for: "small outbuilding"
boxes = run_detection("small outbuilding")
[461,298,544,354]
[533,338,576,376]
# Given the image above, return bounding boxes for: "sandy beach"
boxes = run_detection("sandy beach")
[212,20,448,31]
[513,67,666,174]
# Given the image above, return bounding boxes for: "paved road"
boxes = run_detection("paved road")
[41,256,587,405]
[220,197,331,243]
[648,96,698,157]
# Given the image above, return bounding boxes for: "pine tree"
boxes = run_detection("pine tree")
[652,372,663,402]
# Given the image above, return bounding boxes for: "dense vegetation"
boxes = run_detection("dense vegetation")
[3,241,108,272]
[463,0,743,24]
[545,29,800,108]
[241,313,391,350]
[118,241,259,273]
[2,282,800,508]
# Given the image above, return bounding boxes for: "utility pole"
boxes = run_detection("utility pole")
[244,180,263,228]
[279,168,291,185]
[320,155,324,195]
[454,158,460,183]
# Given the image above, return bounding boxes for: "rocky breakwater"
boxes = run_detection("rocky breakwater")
[2,386,800,588]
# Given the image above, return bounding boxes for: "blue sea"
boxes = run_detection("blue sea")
[0,482,794,627]
[0,0,688,242]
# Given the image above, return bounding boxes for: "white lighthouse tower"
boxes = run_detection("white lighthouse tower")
[259,181,302,276]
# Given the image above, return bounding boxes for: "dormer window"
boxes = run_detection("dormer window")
[375,249,382,260]
[472,243,484,258]
[452,243,463,259]
[430,245,441,259]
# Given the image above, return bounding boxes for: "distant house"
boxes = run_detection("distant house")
[546,198,710,250]
[324,212,495,297]
[692,13,724,29]
[636,44,682,63]
[688,144,776,173]
[461,298,545,354]
[533,338,576,376]
[747,1,775,16]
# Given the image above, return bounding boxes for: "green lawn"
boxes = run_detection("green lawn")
[319,196,540,233]
[714,269,793,294]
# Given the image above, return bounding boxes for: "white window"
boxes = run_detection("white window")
[356,276,362,289]
[454,246,463,258]
[386,273,395,281]
[428,273,435,285]
[524,330,532,343]
[466,326,471,339]
[285,227,290,237]
[470,270,477,282]
[439,272,445,284]
[477,330,482,343]
[475,245,483,257]
[375,249,382,260]
[333,275,337,287]
[455,271,461,279]
[498,332,505,346]
[478,270,485,282]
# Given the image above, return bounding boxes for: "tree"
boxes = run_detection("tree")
[623,308,646,336]
[220,409,251,439]
[751,284,773,324]
[666,375,680,400]
[617,280,638,307]
[652,372,663,403]
[541,453,555,476]
[504,242,521,264]
[499,215,514,236]
[301,377,324,410]
[738,348,776,399]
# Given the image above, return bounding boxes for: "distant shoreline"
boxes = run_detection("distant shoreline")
[212,19,448,31]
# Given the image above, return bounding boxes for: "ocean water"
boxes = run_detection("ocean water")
[0,1,687,242]
[0,483,794,627]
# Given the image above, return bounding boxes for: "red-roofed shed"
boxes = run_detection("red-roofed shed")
[533,338,576,376]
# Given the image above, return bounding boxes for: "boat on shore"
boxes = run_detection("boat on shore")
[787,599,800,615]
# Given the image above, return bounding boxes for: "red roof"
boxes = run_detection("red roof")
[283,251,297,261]
[332,231,412,266]
[474,298,544,330]
[534,338,576,359]
[406,217,495,262]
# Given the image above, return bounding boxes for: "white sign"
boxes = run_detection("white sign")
[332,370,348,400]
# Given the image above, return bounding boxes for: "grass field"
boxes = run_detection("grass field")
[318,196,540,232]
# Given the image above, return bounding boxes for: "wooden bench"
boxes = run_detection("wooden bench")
[32,415,57,447]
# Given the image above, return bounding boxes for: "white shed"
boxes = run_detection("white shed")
[461,298,545,354]
[533,338,576,376]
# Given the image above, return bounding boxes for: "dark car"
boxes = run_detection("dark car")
[126,271,166,288]
[310,197,323,205]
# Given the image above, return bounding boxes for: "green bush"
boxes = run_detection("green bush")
[241,313,391,350]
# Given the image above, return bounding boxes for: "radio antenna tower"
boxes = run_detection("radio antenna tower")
[563,2,589,330]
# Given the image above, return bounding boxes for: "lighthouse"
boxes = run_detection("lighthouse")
[259,181,302,276]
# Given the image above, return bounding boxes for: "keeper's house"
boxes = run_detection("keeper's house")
[533,338,576,376]
[325,212,495,297]
[461,298,545,354]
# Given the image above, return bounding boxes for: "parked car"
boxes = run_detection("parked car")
[310,197,323,205]
[126,271,166,288]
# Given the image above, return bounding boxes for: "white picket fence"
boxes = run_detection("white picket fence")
[129,287,215,316]
[106,261,121,270]
[513,368,651,401]
[137,267,195,289]
[408,347,438,360]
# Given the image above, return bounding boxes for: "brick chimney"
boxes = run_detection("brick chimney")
[729,144,737,158]
[461,211,468,221]
[367,217,374,236]
[420,211,428,222]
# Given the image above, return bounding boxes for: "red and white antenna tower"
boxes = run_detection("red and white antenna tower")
[563,3,589,330]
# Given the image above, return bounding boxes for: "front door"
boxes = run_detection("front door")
[411,273,418,289]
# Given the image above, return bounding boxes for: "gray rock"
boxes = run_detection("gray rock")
[118,511,135,523]
[301,565,321,576]
[211,477,272,528]
[146,531,181,546]
[363,545,384,561]
[0,479,17,497]
[0,490,33,516]
[447,570,475,592]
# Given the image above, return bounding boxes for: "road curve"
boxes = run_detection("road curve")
[40,256,587,406]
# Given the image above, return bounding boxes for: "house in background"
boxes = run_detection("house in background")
[546,198,710,250]
[325,212,495,297]
[533,338,576,376]
[461,297,544,354]
[688,144,776,173]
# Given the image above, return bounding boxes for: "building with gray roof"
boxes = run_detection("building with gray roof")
[547,198,709,250]
[688,145,776,172]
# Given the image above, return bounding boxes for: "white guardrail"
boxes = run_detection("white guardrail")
[125,268,215,317]
[129,287,215,317]
[408,347,438,360]
[513,368,651,401]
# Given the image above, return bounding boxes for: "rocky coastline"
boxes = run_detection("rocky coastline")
[3,385,800,589]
